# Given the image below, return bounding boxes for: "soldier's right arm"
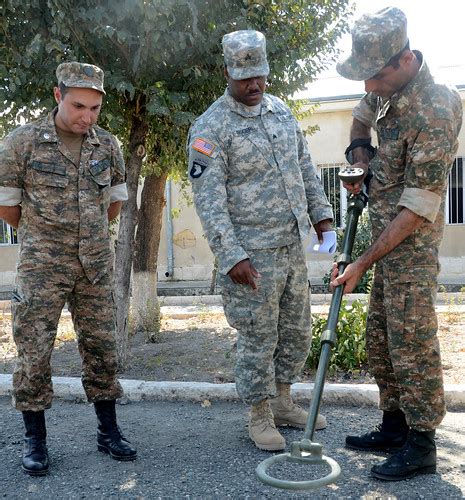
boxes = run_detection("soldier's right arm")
[0,133,24,228]
[187,129,249,276]
[343,94,377,194]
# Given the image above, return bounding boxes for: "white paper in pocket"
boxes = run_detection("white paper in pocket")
[308,230,337,255]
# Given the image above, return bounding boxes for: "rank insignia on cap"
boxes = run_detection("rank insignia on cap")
[192,137,216,157]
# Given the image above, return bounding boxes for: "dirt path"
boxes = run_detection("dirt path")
[0,307,463,384]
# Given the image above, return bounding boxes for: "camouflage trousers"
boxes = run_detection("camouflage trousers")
[12,256,123,411]
[220,242,311,405]
[366,264,445,431]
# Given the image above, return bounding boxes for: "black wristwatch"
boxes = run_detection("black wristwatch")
[344,138,376,165]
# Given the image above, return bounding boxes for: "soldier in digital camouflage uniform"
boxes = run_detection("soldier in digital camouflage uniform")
[187,30,334,451]
[0,62,137,476]
[331,7,462,481]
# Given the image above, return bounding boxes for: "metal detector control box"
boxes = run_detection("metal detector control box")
[338,167,365,185]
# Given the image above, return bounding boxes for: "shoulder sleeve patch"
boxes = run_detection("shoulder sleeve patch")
[189,158,208,179]
[192,137,216,157]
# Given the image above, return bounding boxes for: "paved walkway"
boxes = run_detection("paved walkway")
[1,398,464,498]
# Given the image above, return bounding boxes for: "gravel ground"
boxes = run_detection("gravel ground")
[1,397,464,499]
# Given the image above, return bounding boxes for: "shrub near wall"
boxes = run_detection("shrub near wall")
[307,299,368,375]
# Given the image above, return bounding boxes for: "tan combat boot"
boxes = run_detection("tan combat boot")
[270,383,327,430]
[249,399,286,451]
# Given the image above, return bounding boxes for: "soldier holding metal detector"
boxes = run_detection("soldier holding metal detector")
[332,7,462,481]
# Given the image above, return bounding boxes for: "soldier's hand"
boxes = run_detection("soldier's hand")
[342,161,367,195]
[330,261,363,294]
[314,218,333,243]
[228,259,261,290]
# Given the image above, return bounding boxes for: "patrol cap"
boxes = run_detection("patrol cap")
[336,6,408,81]
[222,30,270,80]
[56,62,106,94]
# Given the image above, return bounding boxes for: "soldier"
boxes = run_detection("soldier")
[331,7,462,480]
[187,30,334,451]
[0,62,137,476]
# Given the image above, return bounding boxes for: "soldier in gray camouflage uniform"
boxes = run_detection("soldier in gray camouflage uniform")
[0,62,137,476]
[187,30,333,451]
[331,7,462,481]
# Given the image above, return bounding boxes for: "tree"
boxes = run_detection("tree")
[1,0,352,366]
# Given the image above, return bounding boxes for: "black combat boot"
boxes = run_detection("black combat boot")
[22,410,49,476]
[371,429,436,481]
[94,400,137,461]
[346,409,409,452]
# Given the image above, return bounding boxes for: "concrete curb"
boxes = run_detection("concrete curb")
[0,374,463,410]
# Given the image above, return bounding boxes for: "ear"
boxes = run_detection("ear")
[53,87,62,104]
[224,66,229,81]
[400,49,415,68]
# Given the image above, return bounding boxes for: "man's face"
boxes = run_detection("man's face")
[225,68,266,106]
[53,86,103,135]
[363,52,411,98]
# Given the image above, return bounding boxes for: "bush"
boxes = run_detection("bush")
[323,210,373,293]
[307,299,368,374]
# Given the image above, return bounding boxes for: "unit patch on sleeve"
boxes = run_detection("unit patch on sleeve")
[192,137,216,157]
[189,159,208,179]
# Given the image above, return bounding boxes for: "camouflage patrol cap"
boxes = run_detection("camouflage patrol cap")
[336,7,408,81]
[222,30,270,80]
[56,62,106,94]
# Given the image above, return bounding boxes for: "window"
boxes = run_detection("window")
[319,163,347,228]
[446,157,464,224]
[0,220,18,245]
[321,157,464,227]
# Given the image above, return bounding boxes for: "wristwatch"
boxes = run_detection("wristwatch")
[344,138,376,165]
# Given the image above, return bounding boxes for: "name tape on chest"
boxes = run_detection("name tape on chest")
[192,137,216,157]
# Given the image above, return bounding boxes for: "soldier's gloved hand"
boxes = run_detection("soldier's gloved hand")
[228,259,261,290]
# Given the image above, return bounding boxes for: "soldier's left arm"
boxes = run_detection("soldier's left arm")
[108,135,129,220]
[399,115,462,223]
[0,132,24,228]
[295,122,333,225]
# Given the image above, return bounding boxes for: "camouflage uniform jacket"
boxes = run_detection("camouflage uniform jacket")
[353,53,462,279]
[188,90,333,275]
[0,109,128,284]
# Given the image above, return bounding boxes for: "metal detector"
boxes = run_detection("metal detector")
[256,167,369,491]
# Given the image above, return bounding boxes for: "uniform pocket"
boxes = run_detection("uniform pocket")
[376,139,407,182]
[31,162,69,188]
[221,280,268,332]
[89,159,111,188]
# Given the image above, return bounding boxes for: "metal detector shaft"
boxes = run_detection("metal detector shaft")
[304,191,368,441]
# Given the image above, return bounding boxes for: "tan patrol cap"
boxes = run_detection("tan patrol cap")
[56,62,106,94]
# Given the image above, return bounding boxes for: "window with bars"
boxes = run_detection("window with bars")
[446,157,464,224]
[318,163,347,228]
[320,157,464,227]
[0,220,18,245]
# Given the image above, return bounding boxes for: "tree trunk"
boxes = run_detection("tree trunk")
[114,111,147,369]
[132,172,168,342]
